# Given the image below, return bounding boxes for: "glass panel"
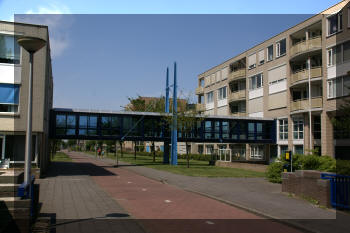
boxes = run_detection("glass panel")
[101,116,110,128]
[66,129,75,135]
[89,116,97,128]
[79,129,87,135]
[88,129,97,135]
[239,122,247,140]
[79,116,87,128]
[67,115,76,128]
[0,34,21,64]
[56,129,65,135]
[56,115,66,128]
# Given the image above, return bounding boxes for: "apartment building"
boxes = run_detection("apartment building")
[0,21,53,173]
[195,0,350,161]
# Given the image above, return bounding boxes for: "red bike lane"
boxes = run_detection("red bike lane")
[68,152,303,233]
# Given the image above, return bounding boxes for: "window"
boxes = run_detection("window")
[218,86,227,100]
[250,145,264,160]
[258,49,264,65]
[294,145,304,155]
[206,91,214,103]
[205,145,214,155]
[280,145,288,158]
[248,53,256,69]
[199,95,204,104]
[313,116,321,140]
[200,78,204,87]
[198,145,204,154]
[267,45,273,61]
[328,76,350,98]
[327,11,343,35]
[249,73,263,90]
[0,84,19,113]
[276,39,286,58]
[293,119,303,140]
[279,119,288,140]
[343,41,350,62]
[0,34,21,64]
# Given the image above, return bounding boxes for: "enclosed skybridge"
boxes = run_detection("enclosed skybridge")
[50,108,277,144]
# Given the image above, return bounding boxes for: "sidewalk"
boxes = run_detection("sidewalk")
[78,151,350,233]
[63,151,304,233]
[36,155,146,233]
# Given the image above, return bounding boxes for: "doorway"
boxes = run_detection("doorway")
[0,136,4,159]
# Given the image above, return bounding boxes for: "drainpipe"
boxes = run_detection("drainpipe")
[308,56,312,153]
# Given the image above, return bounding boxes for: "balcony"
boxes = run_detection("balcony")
[290,66,322,85]
[290,36,322,58]
[231,111,246,117]
[229,90,246,102]
[195,86,204,95]
[290,97,323,112]
[228,69,246,82]
[196,103,205,112]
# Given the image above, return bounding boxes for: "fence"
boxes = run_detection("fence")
[321,173,350,209]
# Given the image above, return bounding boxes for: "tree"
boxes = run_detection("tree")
[163,92,202,168]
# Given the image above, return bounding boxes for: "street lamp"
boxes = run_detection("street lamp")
[17,37,46,188]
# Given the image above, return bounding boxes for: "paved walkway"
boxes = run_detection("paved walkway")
[37,155,145,233]
[37,151,305,233]
[77,151,350,233]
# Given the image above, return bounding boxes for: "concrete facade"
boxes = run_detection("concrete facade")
[195,1,350,161]
[0,21,53,174]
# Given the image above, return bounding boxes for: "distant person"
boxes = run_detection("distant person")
[97,147,101,158]
[102,150,105,158]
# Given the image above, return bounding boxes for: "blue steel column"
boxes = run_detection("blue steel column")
[163,67,170,164]
[171,62,178,165]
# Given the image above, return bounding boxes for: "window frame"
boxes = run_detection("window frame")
[327,11,343,36]
[279,119,288,140]
[0,83,20,114]
[249,73,263,90]
[0,33,22,65]
[293,118,304,140]
[217,86,227,100]
[206,91,214,103]
[267,44,273,62]
[276,38,286,58]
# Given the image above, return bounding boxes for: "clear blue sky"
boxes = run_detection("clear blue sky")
[0,0,342,110]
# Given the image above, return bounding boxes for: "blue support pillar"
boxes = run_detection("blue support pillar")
[171,62,178,165]
[163,67,170,164]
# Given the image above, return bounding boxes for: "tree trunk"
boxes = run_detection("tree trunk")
[152,142,156,162]
[134,141,137,160]
[120,141,123,158]
[186,142,190,168]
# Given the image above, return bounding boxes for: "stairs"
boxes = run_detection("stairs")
[0,170,31,233]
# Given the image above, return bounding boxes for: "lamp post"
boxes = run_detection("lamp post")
[17,37,46,188]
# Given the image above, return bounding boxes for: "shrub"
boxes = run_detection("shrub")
[336,160,350,175]
[266,162,284,183]
[318,156,336,172]
[301,155,321,170]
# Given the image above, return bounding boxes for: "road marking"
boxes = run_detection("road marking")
[127,181,132,184]
[142,188,147,191]
[164,200,172,203]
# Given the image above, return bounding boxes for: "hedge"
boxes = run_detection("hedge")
[266,154,349,183]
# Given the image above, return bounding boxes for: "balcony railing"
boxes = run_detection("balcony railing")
[195,86,204,95]
[290,36,322,57]
[229,90,246,102]
[228,69,246,82]
[231,111,246,117]
[196,103,205,112]
[290,97,323,112]
[290,66,322,85]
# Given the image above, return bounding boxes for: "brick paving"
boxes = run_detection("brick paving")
[36,155,145,233]
[57,152,304,233]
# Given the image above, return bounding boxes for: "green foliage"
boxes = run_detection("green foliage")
[266,162,283,183]
[318,156,336,172]
[301,155,322,170]
[337,160,350,175]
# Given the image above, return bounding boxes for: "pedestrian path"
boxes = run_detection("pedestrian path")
[37,155,145,233]
[62,152,303,233]
[77,151,350,233]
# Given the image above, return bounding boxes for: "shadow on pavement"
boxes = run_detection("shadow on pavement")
[45,161,117,177]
